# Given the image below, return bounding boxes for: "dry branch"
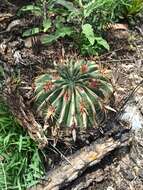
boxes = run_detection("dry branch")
[29,131,130,190]
[3,79,48,149]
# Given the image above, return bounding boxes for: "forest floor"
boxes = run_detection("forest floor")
[0,1,143,190]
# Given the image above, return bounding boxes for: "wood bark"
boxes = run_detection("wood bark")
[29,131,130,190]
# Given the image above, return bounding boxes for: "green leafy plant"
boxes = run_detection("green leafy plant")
[112,0,143,19]
[20,0,111,55]
[125,0,143,16]
[0,100,44,190]
[79,23,109,55]
[33,60,113,131]
[20,0,74,40]
[21,1,52,37]
[20,0,143,55]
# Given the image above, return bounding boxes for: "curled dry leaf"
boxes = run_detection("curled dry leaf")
[106,23,129,40]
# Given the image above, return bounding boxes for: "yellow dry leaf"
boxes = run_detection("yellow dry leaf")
[87,152,98,161]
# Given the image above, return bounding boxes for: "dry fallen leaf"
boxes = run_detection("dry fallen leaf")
[86,152,98,161]
[0,13,13,22]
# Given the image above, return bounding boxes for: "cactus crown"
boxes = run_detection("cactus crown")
[33,60,113,130]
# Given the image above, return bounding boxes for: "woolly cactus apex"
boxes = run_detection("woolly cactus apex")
[33,60,113,130]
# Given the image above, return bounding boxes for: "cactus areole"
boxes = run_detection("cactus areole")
[34,60,113,130]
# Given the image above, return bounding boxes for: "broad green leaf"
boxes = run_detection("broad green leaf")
[43,19,52,32]
[82,24,95,45]
[95,37,110,50]
[22,27,40,37]
[55,16,66,29]
[41,34,59,44]
[55,26,73,37]
[41,27,73,44]
[53,0,77,12]
[20,5,42,16]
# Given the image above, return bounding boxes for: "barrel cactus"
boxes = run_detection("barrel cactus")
[33,60,113,130]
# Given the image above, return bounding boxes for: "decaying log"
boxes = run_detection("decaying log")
[70,168,105,190]
[3,79,48,149]
[29,131,131,190]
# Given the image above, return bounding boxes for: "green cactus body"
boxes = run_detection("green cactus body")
[34,60,113,130]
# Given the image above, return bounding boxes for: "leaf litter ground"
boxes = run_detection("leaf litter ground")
[0,2,143,190]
